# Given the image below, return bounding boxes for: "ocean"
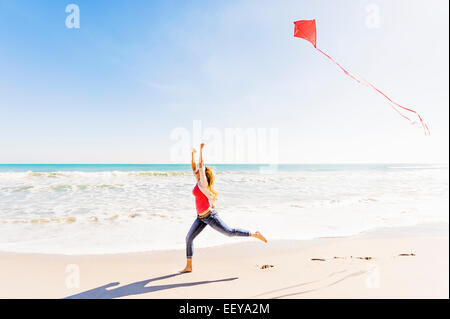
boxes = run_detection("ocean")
[0,164,448,254]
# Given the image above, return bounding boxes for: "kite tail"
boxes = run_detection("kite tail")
[315,47,430,135]
[362,79,430,135]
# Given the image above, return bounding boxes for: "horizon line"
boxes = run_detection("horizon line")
[0,162,447,166]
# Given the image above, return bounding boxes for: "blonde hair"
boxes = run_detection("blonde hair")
[204,166,218,198]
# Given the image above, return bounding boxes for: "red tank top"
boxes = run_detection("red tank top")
[193,184,211,215]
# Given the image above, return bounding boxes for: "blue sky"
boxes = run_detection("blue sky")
[0,0,448,163]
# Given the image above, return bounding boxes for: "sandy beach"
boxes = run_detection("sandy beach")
[1,226,447,299]
[1,0,448,303]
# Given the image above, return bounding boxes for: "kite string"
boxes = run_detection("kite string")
[314,47,430,135]
[315,47,362,84]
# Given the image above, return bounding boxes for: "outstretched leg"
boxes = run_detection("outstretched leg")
[180,217,207,273]
[205,211,267,243]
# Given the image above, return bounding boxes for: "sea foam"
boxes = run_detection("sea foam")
[0,164,448,254]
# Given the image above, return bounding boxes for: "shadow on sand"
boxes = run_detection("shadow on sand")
[65,273,238,299]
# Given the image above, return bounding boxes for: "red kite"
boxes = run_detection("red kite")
[294,19,429,135]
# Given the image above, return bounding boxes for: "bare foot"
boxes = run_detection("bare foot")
[179,267,192,274]
[252,231,267,243]
[179,259,193,273]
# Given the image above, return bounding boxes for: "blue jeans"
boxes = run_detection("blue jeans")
[185,210,251,258]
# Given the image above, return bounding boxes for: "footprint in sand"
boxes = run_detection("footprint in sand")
[311,257,373,261]
[332,256,373,260]
[331,254,415,260]
[259,265,274,269]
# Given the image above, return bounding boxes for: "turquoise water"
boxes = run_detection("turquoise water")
[0,163,445,172]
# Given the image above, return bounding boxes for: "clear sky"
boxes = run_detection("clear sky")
[0,0,448,164]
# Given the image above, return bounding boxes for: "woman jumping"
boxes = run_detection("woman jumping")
[180,143,267,273]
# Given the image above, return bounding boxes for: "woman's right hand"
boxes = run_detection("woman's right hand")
[191,147,197,154]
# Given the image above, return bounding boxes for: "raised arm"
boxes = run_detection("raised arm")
[198,143,205,168]
[198,143,207,186]
[191,147,197,172]
[197,143,216,203]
